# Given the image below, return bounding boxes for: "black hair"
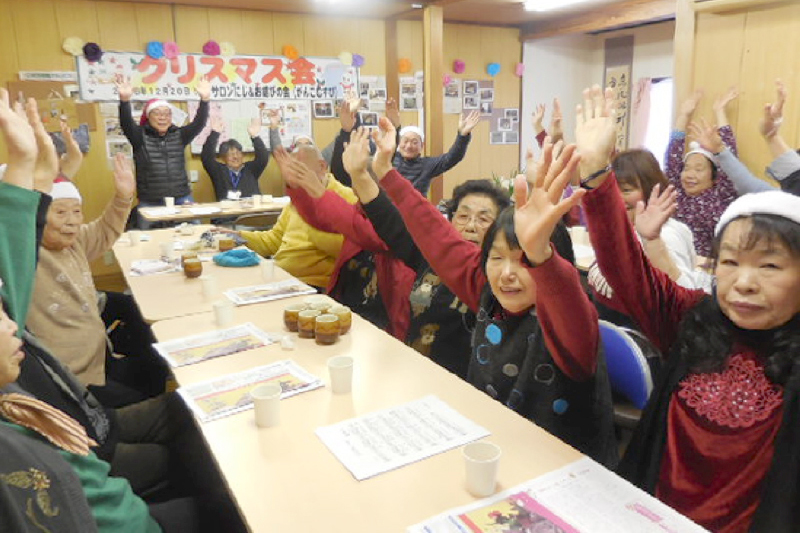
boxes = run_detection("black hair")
[219,139,243,156]
[445,180,511,221]
[480,206,575,270]
[676,214,800,386]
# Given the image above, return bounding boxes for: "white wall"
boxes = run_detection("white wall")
[521,20,676,169]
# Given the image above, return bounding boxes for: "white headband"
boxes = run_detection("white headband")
[715,190,800,236]
[399,126,424,143]
[50,179,82,203]
[684,141,716,165]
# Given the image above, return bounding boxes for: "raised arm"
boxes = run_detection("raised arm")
[665,90,702,188]
[427,110,480,176]
[59,120,83,179]
[179,78,211,144]
[248,117,270,176]
[115,76,143,150]
[372,117,486,311]
[200,117,223,173]
[578,86,704,354]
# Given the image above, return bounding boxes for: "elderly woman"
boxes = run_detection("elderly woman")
[25,155,156,406]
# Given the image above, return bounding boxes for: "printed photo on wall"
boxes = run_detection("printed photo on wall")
[401,83,417,96]
[107,139,133,159]
[401,96,418,111]
[359,82,370,98]
[480,101,493,115]
[504,131,519,144]
[463,96,479,109]
[359,111,379,127]
[490,132,504,145]
[368,87,387,100]
[480,89,494,102]
[498,117,512,132]
[505,108,519,122]
[313,100,335,119]
[463,80,478,95]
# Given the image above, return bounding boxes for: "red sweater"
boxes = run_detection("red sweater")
[381,168,598,382]
[583,176,784,532]
[286,185,415,340]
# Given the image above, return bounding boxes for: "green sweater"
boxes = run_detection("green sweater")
[0,182,39,332]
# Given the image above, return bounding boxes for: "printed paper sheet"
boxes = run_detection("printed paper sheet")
[153,323,277,367]
[224,278,316,306]
[178,360,323,423]
[316,395,490,481]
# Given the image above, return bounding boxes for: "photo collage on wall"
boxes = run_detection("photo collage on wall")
[489,107,519,145]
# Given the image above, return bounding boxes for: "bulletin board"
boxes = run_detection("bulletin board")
[188,100,312,155]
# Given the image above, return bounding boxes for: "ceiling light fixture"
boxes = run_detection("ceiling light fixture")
[524,0,591,12]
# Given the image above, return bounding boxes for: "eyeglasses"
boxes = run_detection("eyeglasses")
[149,110,172,118]
[453,211,495,229]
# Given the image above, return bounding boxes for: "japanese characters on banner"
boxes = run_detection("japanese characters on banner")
[605,65,631,151]
[76,52,359,102]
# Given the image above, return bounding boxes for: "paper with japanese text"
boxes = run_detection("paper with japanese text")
[153,322,277,368]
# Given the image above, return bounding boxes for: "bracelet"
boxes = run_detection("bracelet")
[579,165,611,190]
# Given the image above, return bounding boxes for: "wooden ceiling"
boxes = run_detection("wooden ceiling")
[111,0,676,32]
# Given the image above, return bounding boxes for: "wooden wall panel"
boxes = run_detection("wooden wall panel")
[95,2,141,51]
[134,3,175,44]
[54,1,101,71]
[174,5,211,52]
[239,11,275,55]
[10,0,62,71]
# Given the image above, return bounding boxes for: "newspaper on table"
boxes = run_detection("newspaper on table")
[153,322,278,368]
[408,457,709,533]
[316,395,490,481]
[224,278,316,306]
[129,259,181,276]
[178,360,323,423]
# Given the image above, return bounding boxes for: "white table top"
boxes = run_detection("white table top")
[138,198,287,222]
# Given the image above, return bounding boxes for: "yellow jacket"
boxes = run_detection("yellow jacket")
[240,175,357,288]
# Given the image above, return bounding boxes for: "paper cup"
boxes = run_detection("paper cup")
[261,194,273,203]
[128,230,140,246]
[252,195,262,207]
[213,299,234,328]
[327,355,354,394]
[164,196,175,209]
[251,382,282,428]
[160,240,176,261]
[200,275,218,301]
[261,258,275,281]
[463,441,501,497]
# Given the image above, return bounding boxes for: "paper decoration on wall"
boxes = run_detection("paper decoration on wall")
[188,99,312,154]
[398,58,412,74]
[146,41,164,59]
[313,100,335,119]
[282,45,299,60]
[400,72,423,110]
[352,54,365,68]
[515,63,525,77]
[359,75,388,113]
[202,41,220,56]
[463,80,494,115]
[63,37,84,56]
[443,78,462,114]
[489,107,519,145]
[453,60,465,74]
[220,42,236,56]
[83,43,102,63]
[486,63,501,77]
[443,74,452,87]
[338,51,353,66]
[164,42,180,59]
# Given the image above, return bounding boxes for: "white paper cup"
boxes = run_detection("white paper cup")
[463,441,501,497]
[200,275,218,301]
[128,230,140,246]
[261,258,275,281]
[164,196,175,209]
[261,194,273,203]
[252,195,262,207]
[327,355,354,394]
[160,240,176,261]
[251,382,282,428]
[213,299,234,328]
[220,199,235,210]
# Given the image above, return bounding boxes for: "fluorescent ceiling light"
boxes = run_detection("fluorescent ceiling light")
[524,0,591,12]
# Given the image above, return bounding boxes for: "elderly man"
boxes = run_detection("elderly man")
[220,144,357,290]
[393,110,481,196]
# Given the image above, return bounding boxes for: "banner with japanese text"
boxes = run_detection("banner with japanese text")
[76,52,359,102]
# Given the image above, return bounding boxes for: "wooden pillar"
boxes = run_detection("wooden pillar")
[423,5,444,202]
[673,0,696,126]
[384,18,399,104]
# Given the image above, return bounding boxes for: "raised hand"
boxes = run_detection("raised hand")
[688,118,723,154]
[575,85,616,181]
[339,99,357,133]
[26,99,59,194]
[550,97,564,143]
[514,139,585,265]
[458,110,481,135]
[59,118,83,180]
[196,76,212,102]
[272,145,291,174]
[634,184,677,241]
[0,89,37,189]
[112,153,136,200]
[247,117,261,138]
[676,89,703,131]
[759,78,787,139]
[267,109,281,129]
[532,103,546,134]
[114,75,132,102]
[713,86,738,127]
[210,115,225,133]
[342,127,371,177]
[371,116,397,180]
[386,97,401,128]
[285,159,326,198]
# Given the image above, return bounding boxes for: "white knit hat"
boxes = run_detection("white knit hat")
[399,125,425,143]
[684,141,716,165]
[715,190,800,236]
[50,178,82,203]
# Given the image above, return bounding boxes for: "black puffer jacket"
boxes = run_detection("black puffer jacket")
[119,100,209,202]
